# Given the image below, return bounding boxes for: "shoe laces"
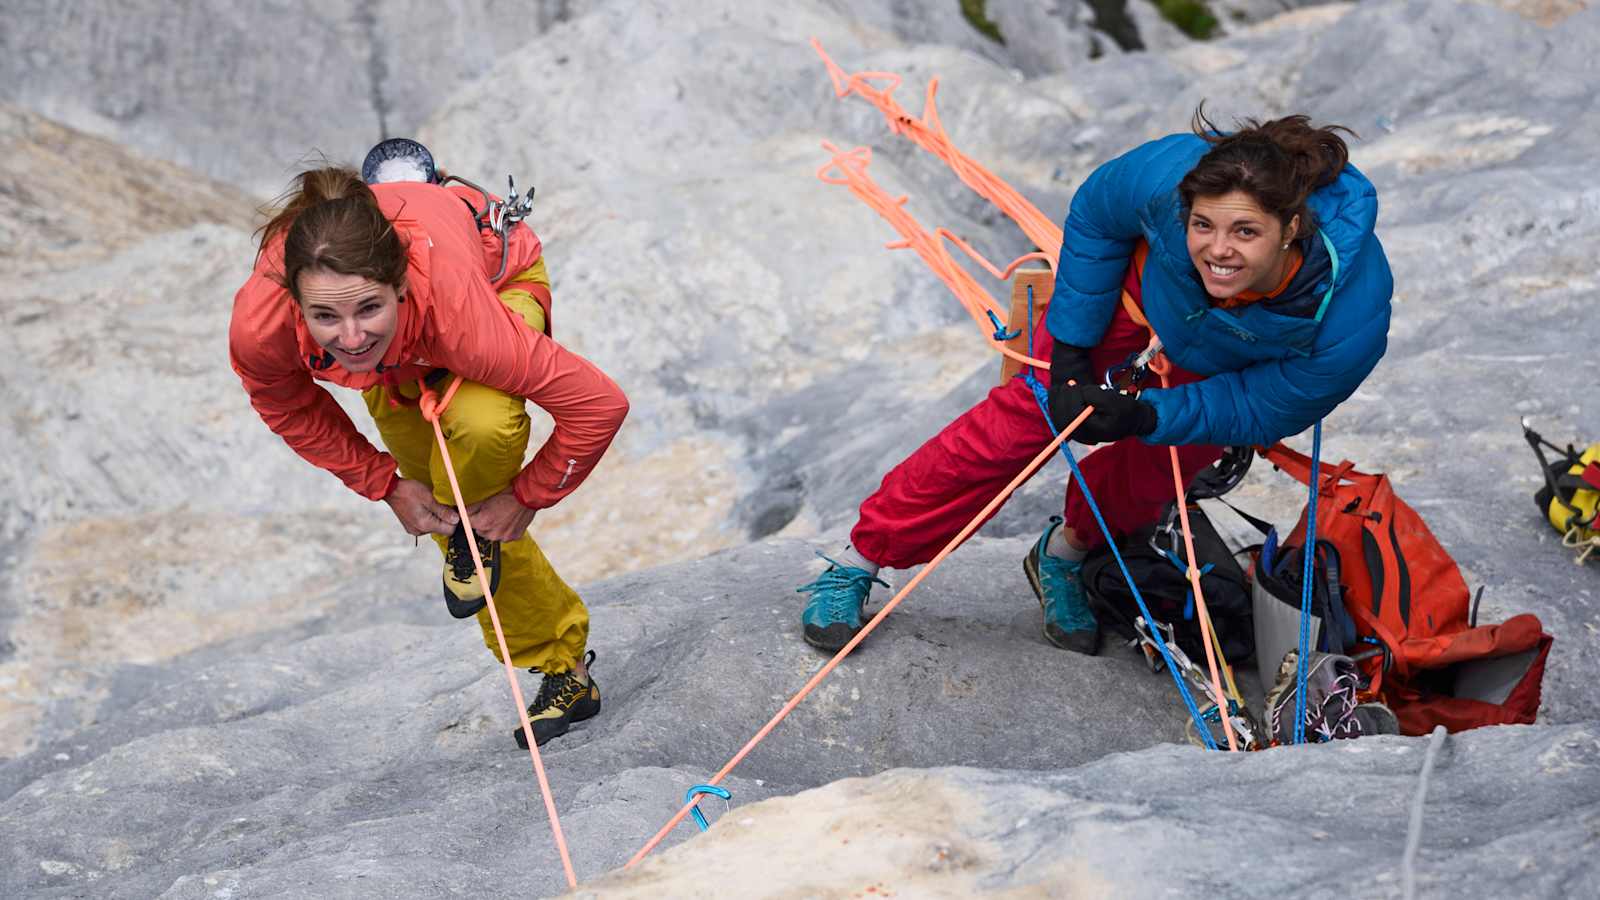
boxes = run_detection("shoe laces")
[445,528,494,582]
[528,650,595,712]
[797,554,888,618]
[532,669,585,712]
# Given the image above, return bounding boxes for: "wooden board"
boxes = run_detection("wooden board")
[998,269,1054,385]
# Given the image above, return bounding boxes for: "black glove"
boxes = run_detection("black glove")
[1049,340,1096,393]
[1048,380,1095,434]
[1050,382,1158,444]
[1045,340,1098,432]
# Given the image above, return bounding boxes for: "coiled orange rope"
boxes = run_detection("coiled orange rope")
[818,143,1052,370]
[812,38,1063,255]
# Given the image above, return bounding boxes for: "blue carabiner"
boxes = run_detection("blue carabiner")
[685,784,732,832]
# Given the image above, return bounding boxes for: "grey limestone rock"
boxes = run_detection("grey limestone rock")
[1,537,1196,897]
[581,723,1600,897]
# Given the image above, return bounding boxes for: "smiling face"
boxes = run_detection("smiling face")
[1185,190,1299,300]
[297,269,402,372]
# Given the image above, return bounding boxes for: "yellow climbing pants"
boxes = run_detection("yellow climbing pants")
[362,263,588,673]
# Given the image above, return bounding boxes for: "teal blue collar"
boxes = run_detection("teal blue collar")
[1313,230,1339,324]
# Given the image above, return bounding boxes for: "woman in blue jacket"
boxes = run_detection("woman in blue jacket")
[799,110,1393,655]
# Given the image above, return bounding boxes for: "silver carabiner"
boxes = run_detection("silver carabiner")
[1101,339,1164,394]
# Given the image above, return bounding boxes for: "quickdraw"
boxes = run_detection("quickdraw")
[1132,616,1263,750]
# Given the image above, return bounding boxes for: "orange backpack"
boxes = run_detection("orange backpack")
[1263,444,1553,735]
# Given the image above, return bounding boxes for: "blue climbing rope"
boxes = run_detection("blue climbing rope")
[1022,369,1219,750]
[1293,421,1324,745]
[1021,289,1218,747]
[1156,548,1213,621]
[1025,284,1037,353]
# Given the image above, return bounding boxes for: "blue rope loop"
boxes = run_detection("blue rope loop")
[1023,370,1219,750]
[1293,422,1324,745]
[1156,548,1212,621]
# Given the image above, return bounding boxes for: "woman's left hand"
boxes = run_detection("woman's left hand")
[1061,385,1159,445]
[465,489,537,542]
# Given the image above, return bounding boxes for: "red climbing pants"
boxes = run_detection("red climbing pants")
[850,294,1223,568]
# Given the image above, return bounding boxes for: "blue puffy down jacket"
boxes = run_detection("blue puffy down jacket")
[1046,133,1393,447]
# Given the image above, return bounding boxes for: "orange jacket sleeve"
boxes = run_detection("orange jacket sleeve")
[227,280,399,501]
[424,257,629,510]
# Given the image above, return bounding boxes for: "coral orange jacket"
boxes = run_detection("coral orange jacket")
[229,181,628,510]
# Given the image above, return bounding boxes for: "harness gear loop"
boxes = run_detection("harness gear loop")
[436,172,537,282]
[416,376,577,889]
[626,409,1096,869]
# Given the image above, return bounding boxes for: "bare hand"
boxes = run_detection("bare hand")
[465,489,537,542]
[383,478,460,537]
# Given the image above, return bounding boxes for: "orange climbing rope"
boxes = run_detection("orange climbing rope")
[812,38,1063,255]
[418,377,578,890]
[818,144,1053,370]
[626,409,1093,867]
[813,42,1245,747]
[1147,358,1241,750]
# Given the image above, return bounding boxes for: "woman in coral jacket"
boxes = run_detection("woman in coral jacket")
[798,110,1393,656]
[230,166,628,748]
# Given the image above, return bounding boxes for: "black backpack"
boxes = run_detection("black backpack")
[1080,501,1255,665]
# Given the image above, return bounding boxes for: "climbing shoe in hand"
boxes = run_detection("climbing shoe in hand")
[442,523,499,619]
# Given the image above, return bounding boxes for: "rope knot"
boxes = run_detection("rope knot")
[417,375,463,423]
[985,309,1021,342]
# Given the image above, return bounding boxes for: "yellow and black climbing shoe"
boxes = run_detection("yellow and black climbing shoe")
[442,523,500,619]
[514,651,601,749]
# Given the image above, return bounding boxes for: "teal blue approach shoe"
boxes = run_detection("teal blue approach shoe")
[1023,518,1100,655]
[797,555,889,652]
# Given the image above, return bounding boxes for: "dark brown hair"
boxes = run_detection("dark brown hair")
[256,166,408,300]
[1178,104,1356,241]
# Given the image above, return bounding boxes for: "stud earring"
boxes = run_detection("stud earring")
[1281,242,1290,250]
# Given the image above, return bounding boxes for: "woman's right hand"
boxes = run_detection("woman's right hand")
[383,478,460,537]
